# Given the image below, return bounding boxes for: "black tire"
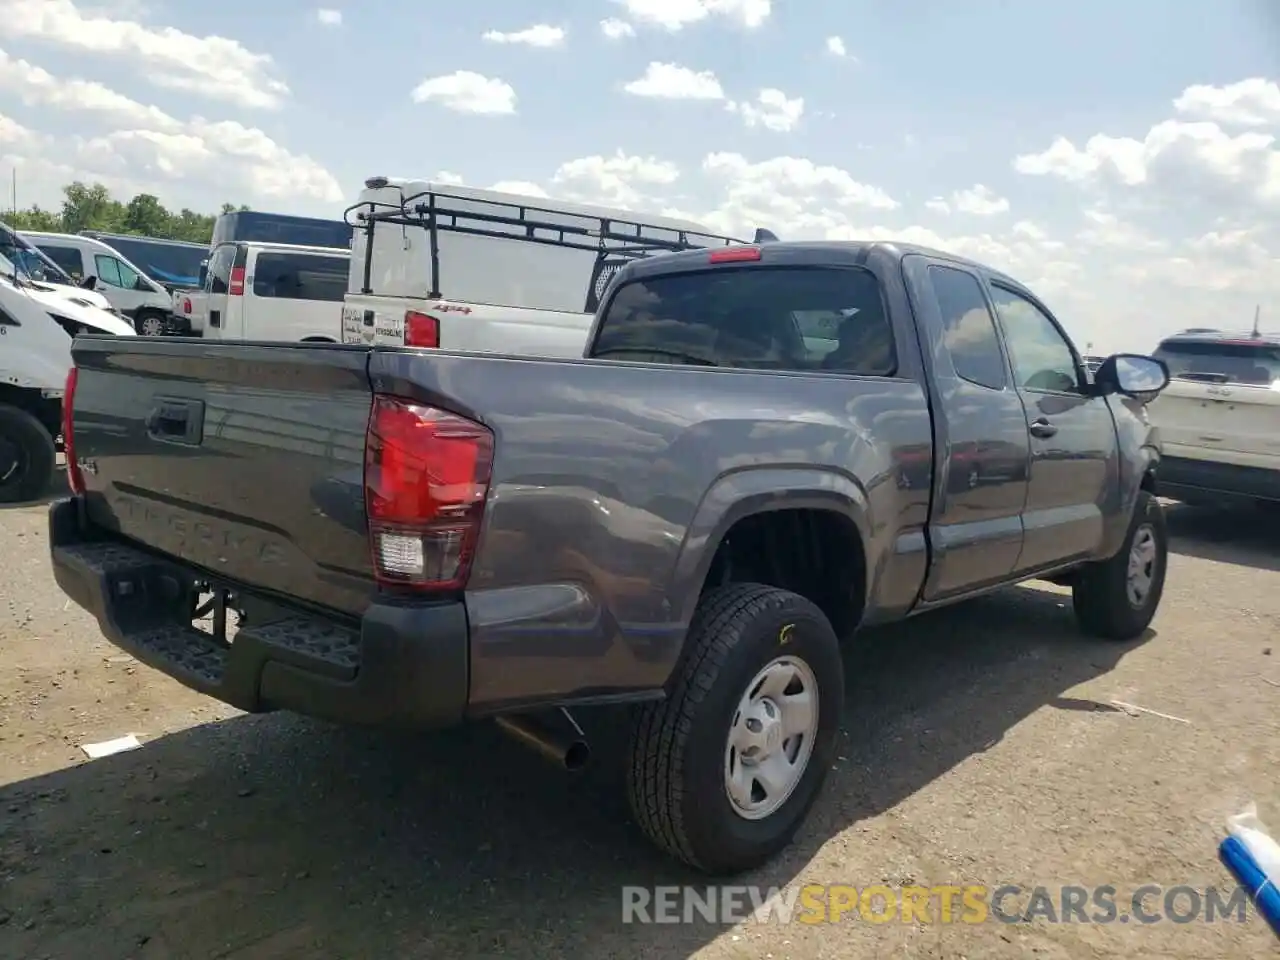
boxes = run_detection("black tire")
[135,311,167,336]
[1072,491,1167,640]
[0,405,57,504]
[626,583,844,875]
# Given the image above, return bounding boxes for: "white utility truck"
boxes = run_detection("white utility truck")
[339,177,772,357]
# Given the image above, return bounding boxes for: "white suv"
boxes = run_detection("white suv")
[1147,330,1280,508]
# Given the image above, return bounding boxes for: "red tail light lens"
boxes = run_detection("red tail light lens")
[229,266,245,296]
[404,311,439,348]
[709,246,761,263]
[63,366,84,495]
[182,297,191,314]
[364,396,493,591]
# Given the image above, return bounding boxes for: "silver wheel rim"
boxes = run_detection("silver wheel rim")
[1126,524,1158,607]
[724,655,819,821]
[141,316,163,336]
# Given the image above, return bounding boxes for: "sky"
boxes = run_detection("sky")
[0,0,1278,354]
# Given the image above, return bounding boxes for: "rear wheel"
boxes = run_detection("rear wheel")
[0,405,57,504]
[626,583,844,875]
[1072,491,1168,640]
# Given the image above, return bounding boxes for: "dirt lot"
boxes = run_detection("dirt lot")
[1,489,1277,960]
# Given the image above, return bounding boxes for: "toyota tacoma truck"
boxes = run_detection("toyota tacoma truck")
[49,239,1171,876]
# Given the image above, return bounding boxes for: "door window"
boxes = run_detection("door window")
[94,254,142,289]
[928,265,1006,389]
[989,284,1080,393]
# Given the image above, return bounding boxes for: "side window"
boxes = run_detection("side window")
[251,253,348,301]
[989,285,1080,393]
[39,245,84,279]
[94,255,124,288]
[927,265,1006,389]
[207,245,234,294]
[114,258,142,289]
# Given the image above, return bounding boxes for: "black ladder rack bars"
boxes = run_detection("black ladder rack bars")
[343,189,756,305]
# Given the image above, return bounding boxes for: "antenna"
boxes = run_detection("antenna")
[1251,304,1261,338]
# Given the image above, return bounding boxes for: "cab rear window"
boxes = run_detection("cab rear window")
[590,265,896,375]
[1153,340,1280,386]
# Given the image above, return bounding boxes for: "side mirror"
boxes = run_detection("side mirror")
[135,276,152,291]
[1094,353,1170,400]
[79,275,96,290]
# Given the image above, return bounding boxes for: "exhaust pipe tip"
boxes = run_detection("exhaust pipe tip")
[496,711,591,772]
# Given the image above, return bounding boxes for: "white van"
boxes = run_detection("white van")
[340,177,763,357]
[0,252,135,503]
[179,241,349,342]
[0,222,119,316]
[20,231,177,336]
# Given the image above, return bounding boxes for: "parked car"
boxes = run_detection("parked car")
[1146,329,1280,509]
[49,239,1170,874]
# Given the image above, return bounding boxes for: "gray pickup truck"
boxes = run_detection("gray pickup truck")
[49,239,1172,875]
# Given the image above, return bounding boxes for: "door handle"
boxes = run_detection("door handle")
[1029,418,1057,439]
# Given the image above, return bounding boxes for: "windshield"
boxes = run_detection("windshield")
[1153,340,1280,386]
[0,231,73,284]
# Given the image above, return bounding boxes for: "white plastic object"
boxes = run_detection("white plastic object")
[1226,804,1280,887]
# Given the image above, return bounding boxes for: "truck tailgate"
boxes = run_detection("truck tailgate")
[70,337,377,616]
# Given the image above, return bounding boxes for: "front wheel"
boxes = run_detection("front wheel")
[626,583,844,875]
[0,406,57,504]
[1072,491,1168,640]
[135,311,167,336]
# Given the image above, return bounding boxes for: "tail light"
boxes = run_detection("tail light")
[228,266,245,296]
[709,246,761,263]
[364,395,493,591]
[63,366,84,495]
[404,311,439,348]
[182,297,191,314]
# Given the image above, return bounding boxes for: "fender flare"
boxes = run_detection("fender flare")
[666,466,873,627]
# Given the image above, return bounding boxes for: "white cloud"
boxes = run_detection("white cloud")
[614,0,771,31]
[488,180,550,198]
[411,71,516,114]
[482,24,565,47]
[727,88,804,132]
[1174,77,1280,127]
[315,8,341,26]
[927,183,1010,216]
[825,35,846,57]
[0,0,289,109]
[552,150,681,207]
[623,62,724,100]
[0,58,340,208]
[0,48,180,132]
[0,111,36,148]
[600,18,635,39]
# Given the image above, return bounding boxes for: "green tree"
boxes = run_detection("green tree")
[5,181,244,244]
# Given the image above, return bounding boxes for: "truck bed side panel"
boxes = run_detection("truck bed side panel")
[368,349,933,713]
[72,338,376,617]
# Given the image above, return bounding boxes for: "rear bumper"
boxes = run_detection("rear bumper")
[1157,455,1280,505]
[47,497,469,729]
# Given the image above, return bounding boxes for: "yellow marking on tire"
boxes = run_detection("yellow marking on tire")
[779,623,795,645]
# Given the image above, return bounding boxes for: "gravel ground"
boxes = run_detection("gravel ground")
[1,487,1277,959]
